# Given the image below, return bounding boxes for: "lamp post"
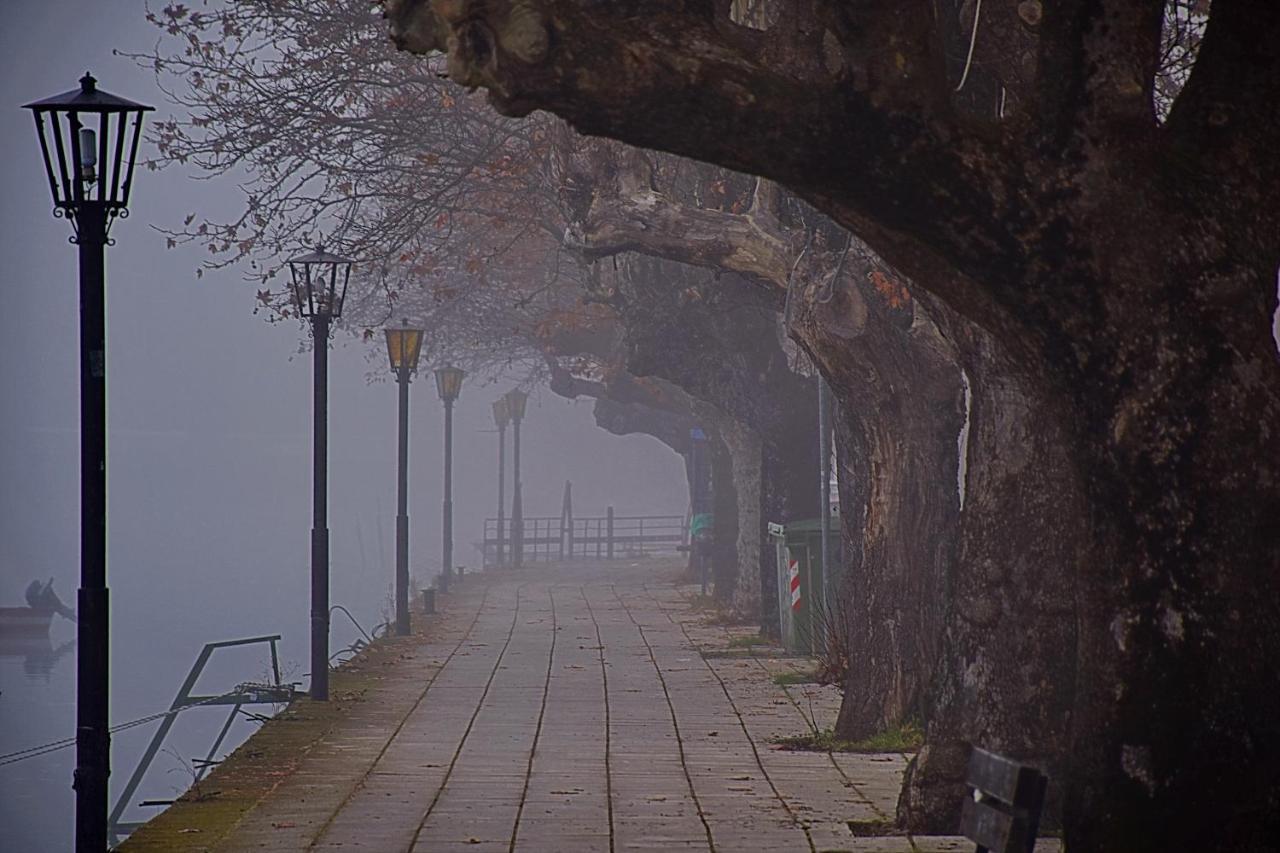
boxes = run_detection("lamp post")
[24,72,153,853]
[385,320,424,636]
[491,397,510,568]
[505,389,529,568]
[435,364,465,592]
[286,245,354,702]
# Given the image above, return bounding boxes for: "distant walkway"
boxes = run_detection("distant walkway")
[122,560,1059,852]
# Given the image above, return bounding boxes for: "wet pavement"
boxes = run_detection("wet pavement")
[121,559,1060,852]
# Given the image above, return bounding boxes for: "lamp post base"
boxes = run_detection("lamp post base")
[395,514,410,636]
[310,526,330,701]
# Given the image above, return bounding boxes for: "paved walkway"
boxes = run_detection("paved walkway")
[123,560,1059,852]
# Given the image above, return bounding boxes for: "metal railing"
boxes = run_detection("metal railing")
[479,509,687,566]
[107,635,298,845]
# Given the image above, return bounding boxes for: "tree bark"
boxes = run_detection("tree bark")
[895,315,1086,832]
[718,417,764,621]
[787,246,965,740]
[707,423,739,600]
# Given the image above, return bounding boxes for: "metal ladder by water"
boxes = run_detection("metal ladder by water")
[107,634,298,845]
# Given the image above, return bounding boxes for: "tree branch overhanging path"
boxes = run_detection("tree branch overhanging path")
[385,1,1280,851]
[135,2,1280,850]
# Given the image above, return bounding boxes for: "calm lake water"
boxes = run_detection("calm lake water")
[0,428,410,851]
[0,561,386,851]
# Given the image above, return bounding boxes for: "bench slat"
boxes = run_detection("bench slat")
[960,798,1031,852]
[967,747,1041,805]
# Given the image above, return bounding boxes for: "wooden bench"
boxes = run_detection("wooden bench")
[959,747,1049,853]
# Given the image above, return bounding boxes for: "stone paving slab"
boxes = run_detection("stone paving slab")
[123,559,1062,852]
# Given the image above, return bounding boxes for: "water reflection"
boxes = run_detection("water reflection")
[0,637,76,681]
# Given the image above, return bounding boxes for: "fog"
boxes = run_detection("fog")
[0,2,687,848]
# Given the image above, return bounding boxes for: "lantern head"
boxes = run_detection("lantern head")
[287,245,354,319]
[385,319,425,373]
[435,364,465,403]
[492,396,511,429]
[505,389,529,421]
[24,72,154,233]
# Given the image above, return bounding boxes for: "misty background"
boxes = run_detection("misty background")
[0,2,686,848]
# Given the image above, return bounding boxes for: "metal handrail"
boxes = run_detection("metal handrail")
[107,634,296,844]
[478,512,688,565]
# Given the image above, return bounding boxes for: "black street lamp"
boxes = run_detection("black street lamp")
[24,72,153,853]
[384,320,424,636]
[491,397,510,567]
[435,364,465,592]
[505,389,529,568]
[287,244,354,702]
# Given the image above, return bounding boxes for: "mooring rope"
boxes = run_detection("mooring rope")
[0,687,254,768]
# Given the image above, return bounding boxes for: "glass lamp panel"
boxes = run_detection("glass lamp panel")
[303,266,315,315]
[68,113,87,204]
[120,109,146,207]
[321,264,337,315]
[385,328,405,370]
[331,263,348,319]
[492,398,510,427]
[288,263,312,315]
[435,365,465,402]
[31,111,69,210]
[403,328,424,370]
[506,389,528,420]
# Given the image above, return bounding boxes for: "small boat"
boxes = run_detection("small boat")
[0,579,76,638]
[0,606,55,637]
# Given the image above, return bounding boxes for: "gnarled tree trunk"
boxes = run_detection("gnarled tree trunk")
[717,417,764,620]
[789,251,965,740]
[898,317,1086,833]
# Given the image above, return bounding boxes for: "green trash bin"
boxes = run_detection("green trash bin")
[769,518,842,655]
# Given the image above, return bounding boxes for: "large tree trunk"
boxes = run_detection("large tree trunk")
[546,357,734,584]
[830,395,960,737]
[707,426,739,601]
[898,319,1087,833]
[789,256,965,740]
[826,399,868,684]
[718,417,763,621]
[594,387,746,600]
[896,194,1280,848]
[1050,237,1280,852]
